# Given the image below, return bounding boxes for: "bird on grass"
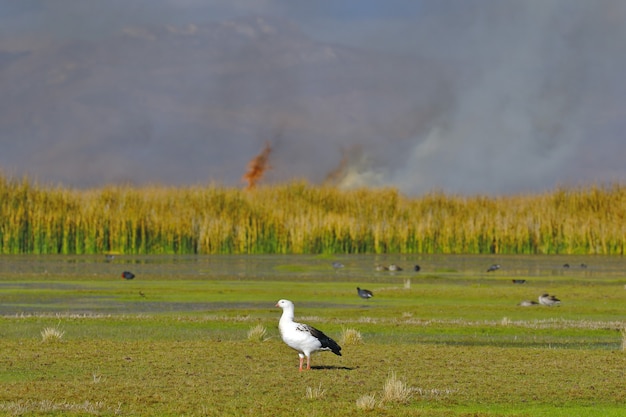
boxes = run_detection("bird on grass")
[276,299,342,371]
[388,264,403,272]
[357,287,373,299]
[538,293,561,306]
[487,264,501,272]
[121,271,135,280]
[332,262,344,271]
[518,300,539,307]
[375,264,389,271]
[512,279,526,284]
[413,264,421,272]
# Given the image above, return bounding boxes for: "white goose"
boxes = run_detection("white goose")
[538,293,561,306]
[275,299,342,371]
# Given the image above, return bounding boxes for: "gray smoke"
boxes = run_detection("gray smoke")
[0,1,624,195]
[335,2,626,194]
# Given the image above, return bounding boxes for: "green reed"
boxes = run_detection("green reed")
[0,174,624,255]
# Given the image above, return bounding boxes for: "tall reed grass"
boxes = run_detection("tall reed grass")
[1,174,624,255]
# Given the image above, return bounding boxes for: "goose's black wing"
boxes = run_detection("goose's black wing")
[299,324,342,356]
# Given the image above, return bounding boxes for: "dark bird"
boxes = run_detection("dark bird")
[276,299,342,371]
[580,263,587,268]
[413,264,421,272]
[121,271,135,280]
[357,287,373,299]
[487,264,501,272]
[512,279,526,284]
[562,263,570,268]
[538,293,561,306]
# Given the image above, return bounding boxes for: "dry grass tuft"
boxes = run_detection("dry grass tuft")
[621,328,626,351]
[380,371,413,404]
[92,372,103,384]
[305,383,326,400]
[357,371,415,409]
[340,327,363,346]
[247,324,269,342]
[355,394,377,410]
[40,326,65,343]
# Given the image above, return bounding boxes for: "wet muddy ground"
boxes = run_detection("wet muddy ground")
[0,254,623,315]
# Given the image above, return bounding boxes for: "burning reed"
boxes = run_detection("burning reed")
[242,142,272,190]
[0,175,624,255]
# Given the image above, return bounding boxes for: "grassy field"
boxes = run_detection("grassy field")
[1,254,625,416]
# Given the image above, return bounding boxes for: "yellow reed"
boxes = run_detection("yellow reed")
[0,175,624,255]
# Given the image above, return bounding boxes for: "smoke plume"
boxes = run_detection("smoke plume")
[0,2,624,195]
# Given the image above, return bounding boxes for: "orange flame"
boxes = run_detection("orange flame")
[242,141,272,189]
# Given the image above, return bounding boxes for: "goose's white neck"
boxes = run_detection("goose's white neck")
[277,300,296,322]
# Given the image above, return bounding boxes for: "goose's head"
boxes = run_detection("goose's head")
[275,299,294,309]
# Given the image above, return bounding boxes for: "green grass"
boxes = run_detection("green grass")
[1,333,625,416]
[0,255,625,416]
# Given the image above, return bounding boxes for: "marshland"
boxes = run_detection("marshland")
[1,177,625,416]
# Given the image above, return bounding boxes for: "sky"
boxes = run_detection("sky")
[0,1,625,195]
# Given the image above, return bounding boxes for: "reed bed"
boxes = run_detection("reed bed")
[1,174,625,255]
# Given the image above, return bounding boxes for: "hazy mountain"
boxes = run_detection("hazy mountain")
[0,16,442,188]
[2,7,625,195]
